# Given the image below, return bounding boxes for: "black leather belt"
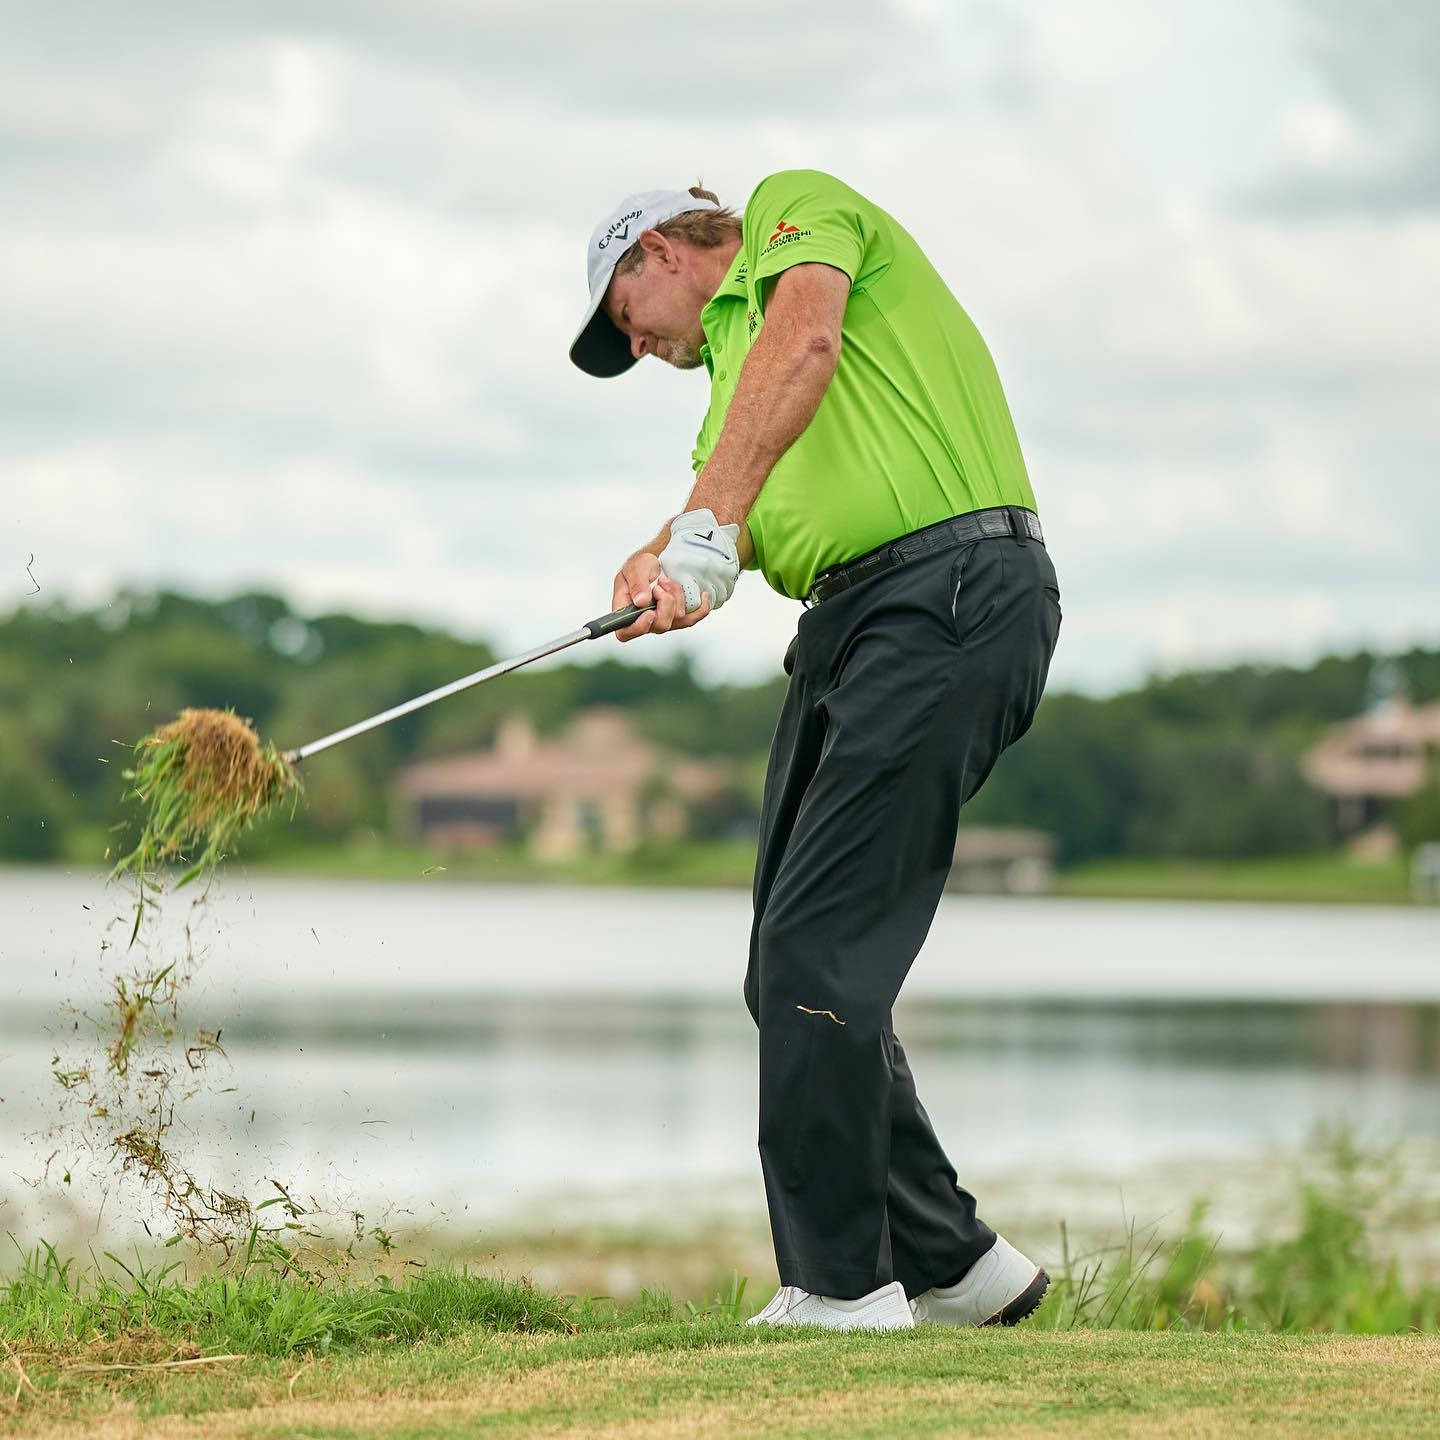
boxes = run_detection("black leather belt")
[805,506,1044,607]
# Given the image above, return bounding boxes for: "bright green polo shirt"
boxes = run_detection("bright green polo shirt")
[692,169,1037,600]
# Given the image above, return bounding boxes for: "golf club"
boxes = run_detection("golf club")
[281,601,654,765]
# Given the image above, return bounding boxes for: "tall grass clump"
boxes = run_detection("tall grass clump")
[1039,1206,1235,1332]
[1246,1127,1440,1332]
[1037,1127,1440,1334]
[1,1242,573,1361]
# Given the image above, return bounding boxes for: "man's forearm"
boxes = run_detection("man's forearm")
[625,263,850,580]
[616,334,833,617]
[629,330,833,572]
[683,327,839,550]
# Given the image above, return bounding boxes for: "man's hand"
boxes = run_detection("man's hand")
[610,508,739,643]
[610,548,712,642]
[659,509,741,612]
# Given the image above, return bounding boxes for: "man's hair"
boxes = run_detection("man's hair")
[612,183,743,279]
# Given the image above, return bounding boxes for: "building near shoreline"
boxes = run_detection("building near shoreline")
[946,826,1057,894]
[393,708,731,860]
[1303,694,1440,857]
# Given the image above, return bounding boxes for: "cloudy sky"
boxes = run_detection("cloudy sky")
[4,0,1437,690]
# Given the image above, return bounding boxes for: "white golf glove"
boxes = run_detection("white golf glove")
[658,508,742,614]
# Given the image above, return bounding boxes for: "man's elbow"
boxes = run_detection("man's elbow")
[786,330,840,381]
[756,318,842,379]
[804,331,839,362]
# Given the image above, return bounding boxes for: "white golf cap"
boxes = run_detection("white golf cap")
[569,188,720,378]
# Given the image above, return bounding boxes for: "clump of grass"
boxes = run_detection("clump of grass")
[685,1270,749,1324]
[1,1242,574,1362]
[1036,1126,1440,1334]
[1039,1204,1232,1332]
[1247,1126,1439,1333]
[108,707,301,941]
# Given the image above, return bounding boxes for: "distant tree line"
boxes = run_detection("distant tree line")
[1,589,1437,864]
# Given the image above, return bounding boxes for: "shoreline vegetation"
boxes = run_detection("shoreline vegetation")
[254,842,1422,904]
[16,837,1421,904]
[5,589,1439,892]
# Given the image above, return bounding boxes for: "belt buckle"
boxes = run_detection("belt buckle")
[804,572,830,608]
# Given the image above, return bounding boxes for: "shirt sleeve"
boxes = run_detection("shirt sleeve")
[744,169,870,298]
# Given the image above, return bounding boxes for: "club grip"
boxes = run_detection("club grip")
[584,601,655,639]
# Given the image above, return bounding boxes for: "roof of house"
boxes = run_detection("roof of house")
[394,708,727,802]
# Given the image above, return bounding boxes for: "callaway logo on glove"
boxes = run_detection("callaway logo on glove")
[658,508,742,613]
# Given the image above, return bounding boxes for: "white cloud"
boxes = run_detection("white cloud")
[3,0,1437,694]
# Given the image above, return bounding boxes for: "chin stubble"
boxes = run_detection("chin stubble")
[663,337,704,370]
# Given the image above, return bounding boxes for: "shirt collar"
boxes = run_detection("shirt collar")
[702,247,748,322]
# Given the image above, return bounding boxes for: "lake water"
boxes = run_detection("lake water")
[3,867,1438,1238]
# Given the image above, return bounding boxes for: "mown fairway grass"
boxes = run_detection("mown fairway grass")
[5,1320,1438,1438]
[1053,851,1414,904]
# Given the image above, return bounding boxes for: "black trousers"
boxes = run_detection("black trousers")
[743,527,1062,1300]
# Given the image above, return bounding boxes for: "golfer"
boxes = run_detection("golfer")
[570,170,1062,1331]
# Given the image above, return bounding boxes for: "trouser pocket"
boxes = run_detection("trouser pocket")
[947,540,1001,645]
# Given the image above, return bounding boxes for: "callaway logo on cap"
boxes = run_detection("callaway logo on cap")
[569,189,720,379]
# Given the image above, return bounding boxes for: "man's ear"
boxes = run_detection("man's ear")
[638,228,674,268]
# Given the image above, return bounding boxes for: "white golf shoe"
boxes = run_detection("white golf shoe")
[910,1236,1050,1327]
[746,1279,915,1332]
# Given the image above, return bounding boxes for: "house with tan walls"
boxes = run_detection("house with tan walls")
[392,707,733,860]
[1302,697,1440,856]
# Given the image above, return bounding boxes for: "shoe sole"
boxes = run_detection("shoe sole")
[981,1268,1050,1327]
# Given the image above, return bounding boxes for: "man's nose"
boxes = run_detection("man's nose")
[631,333,647,360]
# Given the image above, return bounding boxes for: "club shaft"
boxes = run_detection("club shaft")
[281,601,653,765]
[286,626,590,763]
